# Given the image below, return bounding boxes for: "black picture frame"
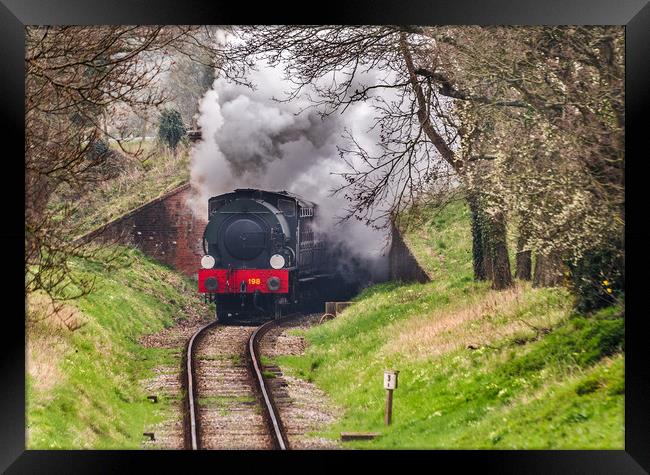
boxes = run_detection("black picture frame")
[3,1,648,472]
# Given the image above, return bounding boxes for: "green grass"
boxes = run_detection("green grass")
[278,199,624,449]
[401,199,473,279]
[26,246,210,449]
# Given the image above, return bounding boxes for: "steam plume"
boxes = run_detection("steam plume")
[188,62,389,282]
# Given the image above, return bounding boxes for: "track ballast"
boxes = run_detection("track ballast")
[185,315,295,450]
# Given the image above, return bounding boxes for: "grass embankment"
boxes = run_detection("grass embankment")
[70,139,191,238]
[278,200,624,449]
[26,247,210,449]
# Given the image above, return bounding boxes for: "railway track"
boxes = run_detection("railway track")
[184,315,294,450]
[248,319,290,449]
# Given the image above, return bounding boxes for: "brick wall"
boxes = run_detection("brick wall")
[388,222,430,284]
[79,183,207,278]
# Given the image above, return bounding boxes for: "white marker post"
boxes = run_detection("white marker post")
[384,370,399,425]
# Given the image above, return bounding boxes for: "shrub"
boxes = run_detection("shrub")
[568,240,624,313]
[157,108,186,152]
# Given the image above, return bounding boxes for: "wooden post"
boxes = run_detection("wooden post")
[385,389,394,425]
[384,370,398,426]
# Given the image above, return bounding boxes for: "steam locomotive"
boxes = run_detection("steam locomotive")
[197,188,332,321]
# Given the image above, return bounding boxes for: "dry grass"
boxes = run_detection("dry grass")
[26,293,83,394]
[69,142,191,237]
[104,146,185,197]
[382,284,571,360]
[27,292,86,331]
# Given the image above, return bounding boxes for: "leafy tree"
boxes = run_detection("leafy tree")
[438,26,623,290]
[157,108,187,152]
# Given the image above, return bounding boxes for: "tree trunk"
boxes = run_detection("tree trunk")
[533,251,564,287]
[515,249,532,280]
[399,32,462,171]
[487,211,513,290]
[515,215,532,280]
[467,193,487,281]
[482,221,494,281]
[515,230,532,280]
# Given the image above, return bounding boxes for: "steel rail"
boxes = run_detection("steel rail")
[186,320,217,450]
[186,315,295,451]
[248,318,291,450]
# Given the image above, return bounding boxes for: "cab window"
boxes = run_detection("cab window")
[278,199,295,217]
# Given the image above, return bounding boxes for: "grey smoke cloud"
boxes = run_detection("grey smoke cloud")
[188,60,390,281]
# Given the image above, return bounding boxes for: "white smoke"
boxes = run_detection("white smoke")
[188,60,390,281]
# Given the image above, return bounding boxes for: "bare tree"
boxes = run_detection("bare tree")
[227,26,623,293]
[25,25,244,303]
[228,26,516,289]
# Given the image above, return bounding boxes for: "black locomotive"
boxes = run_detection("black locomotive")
[198,188,333,321]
